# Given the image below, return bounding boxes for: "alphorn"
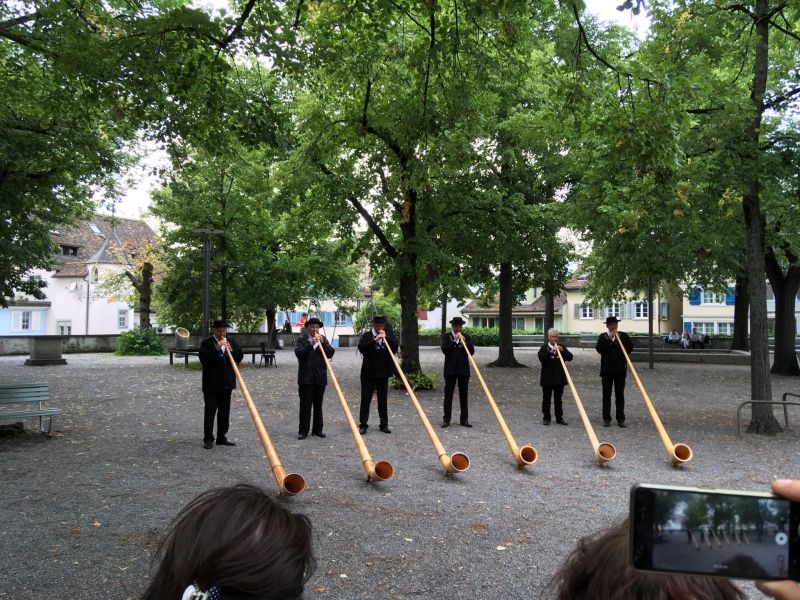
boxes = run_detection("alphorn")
[225,350,306,495]
[555,346,616,467]
[316,342,394,482]
[615,336,693,468]
[459,339,537,468]
[384,343,470,474]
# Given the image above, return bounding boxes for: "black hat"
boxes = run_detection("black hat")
[305,317,323,327]
[372,315,387,324]
[450,317,466,326]
[604,316,620,325]
[212,319,228,328]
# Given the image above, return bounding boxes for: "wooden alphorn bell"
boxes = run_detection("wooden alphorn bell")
[458,337,537,468]
[384,343,470,474]
[554,346,617,467]
[316,341,394,482]
[615,336,693,468]
[225,350,306,495]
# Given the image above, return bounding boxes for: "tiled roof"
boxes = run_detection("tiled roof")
[50,214,155,278]
[462,292,567,316]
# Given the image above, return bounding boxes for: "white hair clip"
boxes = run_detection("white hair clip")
[182,583,220,600]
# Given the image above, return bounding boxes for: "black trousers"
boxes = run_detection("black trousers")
[443,375,469,423]
[298,384,325,435]
[541,385,565,420]
[203,389,232,442]
[359,376,389,427]
[601,373,626,423]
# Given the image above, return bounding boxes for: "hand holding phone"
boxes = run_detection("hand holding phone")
[757,481,800,598]
[630,483,800,582]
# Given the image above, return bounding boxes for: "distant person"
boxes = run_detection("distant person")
[199,320,243,449]
[358,315,399,434]
[142,484,315,600]
[596,315,634,428]
[295,317,334,440]
[680,330,691,349]
[440,316,475,428]
[756,479,800,600]
[548,518,745,600]
[665,328,681,345]
[690,328,704,349]
[538,328,572,426]
[295,313,308,329]
[282,319,292,333]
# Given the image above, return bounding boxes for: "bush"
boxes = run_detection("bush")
[116,328,165,356]
[390,371,438,391]
[460,327,528,346]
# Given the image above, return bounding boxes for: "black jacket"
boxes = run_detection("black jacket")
[441,333,475,378]
[595,331,634,375]
[358,329,399,379]
[295,332,335,386]
[199,335,243,393]
[538,343,573,386]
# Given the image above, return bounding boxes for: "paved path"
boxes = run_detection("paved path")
[1,346,798,599]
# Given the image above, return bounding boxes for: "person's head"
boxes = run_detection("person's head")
[450,316,466,333]
[372,315,386,332]
[549,519,744,600]
[672,329,678,334]
[547,328,559,344]
[605,316,620,332]
[212,320,228,339]
[305,317,322,336]
[143,484,315,600]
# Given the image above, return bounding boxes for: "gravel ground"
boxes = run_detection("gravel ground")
[1,345,798,599]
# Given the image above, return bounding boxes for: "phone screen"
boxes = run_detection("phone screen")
[631,485,800,580]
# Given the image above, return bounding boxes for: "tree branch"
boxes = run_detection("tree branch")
[220,0,257,48]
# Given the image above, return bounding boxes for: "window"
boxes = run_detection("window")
[693,322,714,334]
[717,322,734,336]
[334,311,350,326]
[61,245,78,256]
[580,307,594,319]
[92,267,100,283]
[701,290,726,305]
[118,310,128,329]
[89,223,102,235]
[57,320,72,335]
[479,317,497,328]
[634,302,648,319]
[606,303,621,318]
[511,317,525,331]
[11,310,39,332]
[534,317,544,332]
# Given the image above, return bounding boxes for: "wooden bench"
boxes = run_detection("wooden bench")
[0,382,61,435]
[168,347,264,365]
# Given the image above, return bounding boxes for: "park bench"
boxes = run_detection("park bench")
[0,382,61,435]
[168,347,269,366]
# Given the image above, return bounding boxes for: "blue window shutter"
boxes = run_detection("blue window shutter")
[725,289,735,305]
[684,321,692,333]
[689,287,701,305]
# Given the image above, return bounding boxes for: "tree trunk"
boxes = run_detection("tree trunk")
[265,307,278,348]
[398,188,420,374]
[440,291,447,336]
[220,265,228,323]
[731,274,749,351]
[137,262,153,330]
[489,262,525,368]
[544,291,554,333]
[766,253,800,376]
[745,0,779,434]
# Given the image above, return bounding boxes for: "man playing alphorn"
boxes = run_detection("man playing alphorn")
[440,316,475,428]
[295,317,335,440]
[537,328,572,426]
[596,315,634,428]
[358,315,399,434]
[199,319,244,449]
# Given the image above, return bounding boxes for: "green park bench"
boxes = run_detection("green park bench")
[0,382,61,436]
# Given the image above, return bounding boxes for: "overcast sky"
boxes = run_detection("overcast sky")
[110,1,649,221]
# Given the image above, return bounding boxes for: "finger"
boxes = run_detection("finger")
[756,580,800,599]
[772,480,800,502]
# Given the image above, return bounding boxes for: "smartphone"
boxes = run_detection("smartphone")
[630,483,800,581]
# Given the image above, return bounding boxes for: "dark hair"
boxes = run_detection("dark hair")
[142,484,315,600]
[548,519,745,600]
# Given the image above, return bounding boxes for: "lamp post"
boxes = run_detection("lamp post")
[193,228,225,338]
